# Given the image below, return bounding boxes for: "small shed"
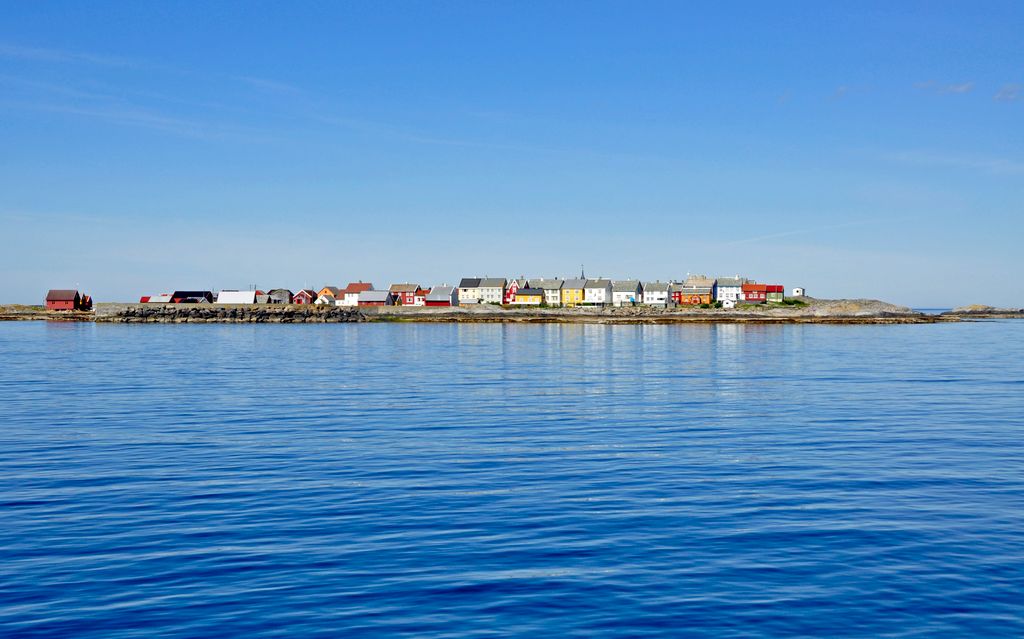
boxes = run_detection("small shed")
[792,287,806,297]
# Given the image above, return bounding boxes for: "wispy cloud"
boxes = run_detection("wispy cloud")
[234,75,303,95]
[0,42,138,68]
[994,84,1022,102]
[915,81,974,95]
[724,219,896,247]
[886,150,1024,176]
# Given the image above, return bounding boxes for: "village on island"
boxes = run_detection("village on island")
[46,274,803,312]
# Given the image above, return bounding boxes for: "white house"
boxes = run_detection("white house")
[642,281,670,306]
[583,279,613,306]
[339,282,373,306]
[478,278,507,305]
[533,278,564,306]
[458,278,482,305]
[722,299,736,309]
[315,293,335,305]
[715,276,746,304]
[611,280,643,307]
[217,290,257,304]
[792,287,806,297]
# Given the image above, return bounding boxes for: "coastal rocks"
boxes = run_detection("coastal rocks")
[944,305,1024,319]
[96,304,367,323]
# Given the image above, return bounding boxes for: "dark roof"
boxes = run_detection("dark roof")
[459,278,482,288]
[171,291,213,299]
[479,278,506,288]
[46,289,79,302]
[517,288,544,296]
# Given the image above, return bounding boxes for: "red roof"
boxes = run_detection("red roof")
[742,283,768,293]
[766,285,784,293]
[342,282,374,294]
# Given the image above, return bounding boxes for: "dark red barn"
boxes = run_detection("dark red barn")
[45,288,81,309]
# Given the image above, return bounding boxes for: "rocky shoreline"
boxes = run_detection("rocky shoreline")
[3,299,1021,325]
[95,304,366,323]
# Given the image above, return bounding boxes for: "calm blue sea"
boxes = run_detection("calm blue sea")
[2,321,1023,637]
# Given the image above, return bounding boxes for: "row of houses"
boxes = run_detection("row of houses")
[454,276,794,308]
[137,276,801,308]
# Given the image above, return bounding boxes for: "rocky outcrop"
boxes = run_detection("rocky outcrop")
[943,305,1024,319]
[95,304,367,323]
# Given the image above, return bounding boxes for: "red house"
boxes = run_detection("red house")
[293,289,316,305]
[46,289,90,311]
[389,283,424,306]
[742,283,768,303]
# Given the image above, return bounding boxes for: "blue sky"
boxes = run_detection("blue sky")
[1,1,1022,306]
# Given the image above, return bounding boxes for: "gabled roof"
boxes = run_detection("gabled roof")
[612,280,641,292]
[319,286,341,296]
[268,288,292,296]
[171,291,214,300]
[390,283,421,293]
[644,281,670,292]
[147,294,173,303]
[459,278,482,288]
[217,290,258,304]
[295,289,316,297]
[684,276,717,288]
[716,277,745,287]
[359,290,391,302]
[46,289,79,302]
[479,278,506,288]
[426,285,455,300]
[584,279,612,288]
[533,279,564,290]
[342,282,374,295]
[512,278,530,288]
[516,288,544,296]
[562,278,587,289]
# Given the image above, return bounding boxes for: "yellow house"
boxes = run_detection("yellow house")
[512,288,544,305]
[561,278,587,307]
[318,286,341,299]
